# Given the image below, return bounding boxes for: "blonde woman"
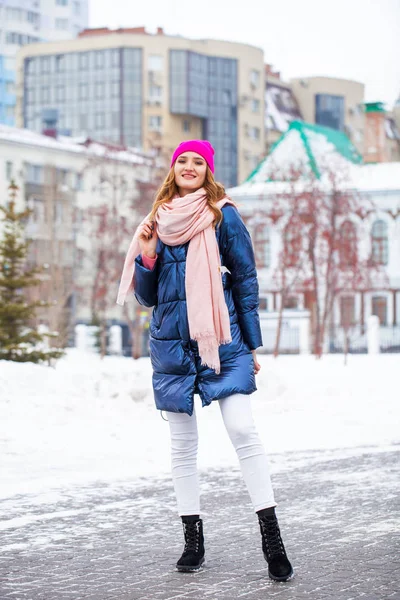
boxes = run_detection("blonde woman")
[117,140,294,581]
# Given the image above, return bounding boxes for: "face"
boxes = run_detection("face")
[174,151,207,196]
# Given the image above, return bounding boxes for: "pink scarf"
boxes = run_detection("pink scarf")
[116,188,237,374]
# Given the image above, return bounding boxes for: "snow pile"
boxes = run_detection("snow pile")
[1,351,399,498]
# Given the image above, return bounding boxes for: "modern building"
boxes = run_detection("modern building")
[0,0,89,126]
[15,27,265,187]
[290,76,366,155]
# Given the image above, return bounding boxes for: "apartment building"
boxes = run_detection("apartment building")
[15,27,265,187]
[0,0,89,126]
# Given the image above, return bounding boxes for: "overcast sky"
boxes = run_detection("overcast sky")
[90,0,400,109]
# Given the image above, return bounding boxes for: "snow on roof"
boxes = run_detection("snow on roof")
[0,124,151,166]
[247,121,362,183]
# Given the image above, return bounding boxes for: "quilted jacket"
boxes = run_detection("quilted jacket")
[133,205,263,415]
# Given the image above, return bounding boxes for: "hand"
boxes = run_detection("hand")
[137,220,158,258]
[251,350,261,375]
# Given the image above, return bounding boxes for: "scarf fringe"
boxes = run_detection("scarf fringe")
[191,331,232,375]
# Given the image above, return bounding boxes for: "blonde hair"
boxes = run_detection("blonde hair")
[149,166,227,227]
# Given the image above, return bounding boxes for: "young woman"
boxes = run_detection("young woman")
[117,140,294,582]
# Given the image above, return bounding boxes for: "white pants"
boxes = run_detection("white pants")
[166,393,277,516]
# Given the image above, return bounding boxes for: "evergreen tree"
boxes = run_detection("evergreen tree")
[0,181,64,363]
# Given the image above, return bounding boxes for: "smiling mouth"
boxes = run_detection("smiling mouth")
[182,174,196,179]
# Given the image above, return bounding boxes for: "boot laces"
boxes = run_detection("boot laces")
[183,521,201,553]
[259,516,286,558]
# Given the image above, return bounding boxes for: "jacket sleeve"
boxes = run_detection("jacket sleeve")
[220,206,263,350]
[133,253,158,308]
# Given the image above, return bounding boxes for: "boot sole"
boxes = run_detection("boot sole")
[268,567,294,582]
[176,557,205,572]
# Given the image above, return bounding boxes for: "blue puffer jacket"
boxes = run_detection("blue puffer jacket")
[133,205,263,416]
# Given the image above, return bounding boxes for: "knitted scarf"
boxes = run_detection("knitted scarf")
[116,188,236,374]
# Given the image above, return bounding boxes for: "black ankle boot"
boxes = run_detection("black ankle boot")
[258,513,294,581]
[176,517,205,572]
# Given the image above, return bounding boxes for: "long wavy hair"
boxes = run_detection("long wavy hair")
[148,166,227,227]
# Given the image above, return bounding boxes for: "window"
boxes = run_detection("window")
[5,81,14,95]
[26,87,36,104]
[339,220,357,266]
[183,120,191,132]
[79,82,88,99]
[55,18,69,29]
[56,55,65,71]
[56,85,65,101]
[259,297,268,311]
[40,56,51,73]
[30,198,45,223]
[75,172,83,191]
[41,86,50,102]
[111,81,120,97]
[95,51,104,68]
[253,223,270,268]
[26,164,44,184]
[222,90,231,105]
[73,1,80,14]
[148,55,163,71]
[111,48,120,66]
[371,220,388,265]
[251,99,260,113]
[79,53,88,69]
[371,296,387,326]
[95,113,105,128]
[315,94,345,131]
[6,161,13,181]
[283,225,301,267]
[284,296,299,309]
[248,126,260,140]
[148,116,162,132]
[95,81,104,98]
[250,69,260,88]
[148,84,162,99]
[340,296,356,328]
[56,0,68,4]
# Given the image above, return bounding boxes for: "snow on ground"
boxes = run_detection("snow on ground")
[0,350,399,499]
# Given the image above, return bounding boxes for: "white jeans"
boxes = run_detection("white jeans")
[166,393,277,516]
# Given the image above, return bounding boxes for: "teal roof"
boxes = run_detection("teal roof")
[246,120,363,182]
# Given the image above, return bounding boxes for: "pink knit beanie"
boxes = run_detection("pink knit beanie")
[170,140,215,173]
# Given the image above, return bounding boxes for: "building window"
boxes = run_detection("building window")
[250,69,260,88]
[56,85,65,101]
[259,297,268,311]
[111,81,120,97]
[148,55,163,71]
[6,161,13,181]
[247,126,260,140]
[41,86,50,102]
[371,220,388,265]
[315,94,345,131]
[40,56,51,73]
[79,53,88,69]
[148,84,162,100]
[95,113,105,128]
[339,220,357,266]
[111,48,120,67]
[251,99,260,113]
[284,296,299,309]
[95,51,105,68]
[253,223,270,268]
[73,1,80,14]
[340,296,356,328]
[55,18,69,30]
[26,164,44,184]
[95,81,104,98]
[283,225,301,267]
[371,296,387,326]
[56,55,65,72]
[183,119,191,132]
[26,87,36,104]
[79,82,88,99]
[148,116,162,132]
[56,0,68,4]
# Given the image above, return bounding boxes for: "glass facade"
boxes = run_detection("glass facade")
[24,48,143,147]
[315,94,345,131]
[170,50,238,187]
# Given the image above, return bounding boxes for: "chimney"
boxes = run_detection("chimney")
[364,102,387,163]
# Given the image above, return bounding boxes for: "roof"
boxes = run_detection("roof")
[246,120,363,182]
[0,124,151,166]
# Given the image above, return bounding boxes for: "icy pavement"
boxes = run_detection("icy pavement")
[1,444,399,600]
